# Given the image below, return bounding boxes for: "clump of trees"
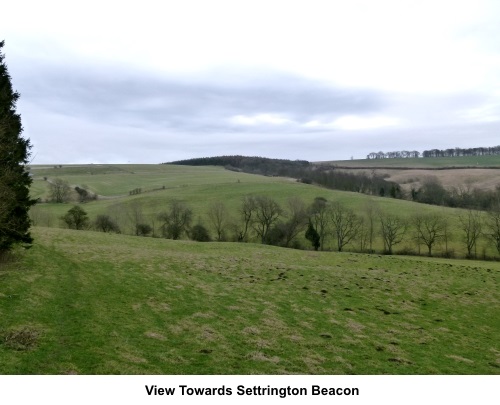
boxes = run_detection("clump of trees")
[75,186,97,203]
[0,40,35,253]
[409,176,500,211]
[94,215,120,233]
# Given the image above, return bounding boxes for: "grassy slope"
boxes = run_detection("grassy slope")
[0,227,498,375]
[29,164,282,199]
[28,164,497,256]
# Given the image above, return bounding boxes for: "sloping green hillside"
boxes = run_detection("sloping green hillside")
[28,164,498,257]
[0,228,499,374]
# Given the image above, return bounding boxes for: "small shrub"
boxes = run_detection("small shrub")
[0,250,17,264]
[190,224,211,242]
[395,247,417,256]
[440,249,456,259]
[136,223,152,237]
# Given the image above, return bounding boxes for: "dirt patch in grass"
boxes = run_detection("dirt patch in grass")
[199,326,220,342]
[446,354,474,364]
[2,326,41,351]
[122,353,148,364]
[246,351,281,363]
[346,319,366,333]
[242,326,261,335]
[144,331,166,341]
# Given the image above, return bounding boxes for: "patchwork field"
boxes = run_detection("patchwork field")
[322,155,500,192]
[1,227,499,374]
[323,155,500,168]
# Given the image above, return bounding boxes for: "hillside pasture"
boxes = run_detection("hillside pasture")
[0,227,498,374]
[28,164,500,258]
[29,164,284,199]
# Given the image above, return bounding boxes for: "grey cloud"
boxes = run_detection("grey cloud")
[9,56,500,164]
[13,61,386,134]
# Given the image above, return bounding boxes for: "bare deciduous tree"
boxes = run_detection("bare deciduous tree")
[379,213,407,254]
[236,195,256,242]
[485,206,500,255]
[329,202,360,252]
[207,200,229,241]
[126,200,145,236]
[363,199,378,253]
[253,196,283,243]
[49,178,71,203]
[357,217,370,252]
[413,214,447,256]
[280,197,308,247]
[458,209,482,258]
[158,199,193,240]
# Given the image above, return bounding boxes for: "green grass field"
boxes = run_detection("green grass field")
[1,227,499,374]
[29,164,283,199]
[27,164,498,257]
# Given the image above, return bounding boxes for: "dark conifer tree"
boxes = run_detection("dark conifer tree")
[0,40,35,252]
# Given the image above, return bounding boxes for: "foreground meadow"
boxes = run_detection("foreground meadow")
[1,227,498,374]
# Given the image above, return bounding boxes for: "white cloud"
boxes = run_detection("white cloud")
[304,115,399,130]
[460,103,500,123]
[229,114,293,126]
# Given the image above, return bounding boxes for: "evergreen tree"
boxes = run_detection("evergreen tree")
[305,220,320,251]
[0,40,35,252]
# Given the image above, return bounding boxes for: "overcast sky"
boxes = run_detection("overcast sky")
[3,0,500,164]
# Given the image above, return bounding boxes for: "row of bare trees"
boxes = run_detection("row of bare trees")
[38,194,500,260]
[163,197,500,258]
